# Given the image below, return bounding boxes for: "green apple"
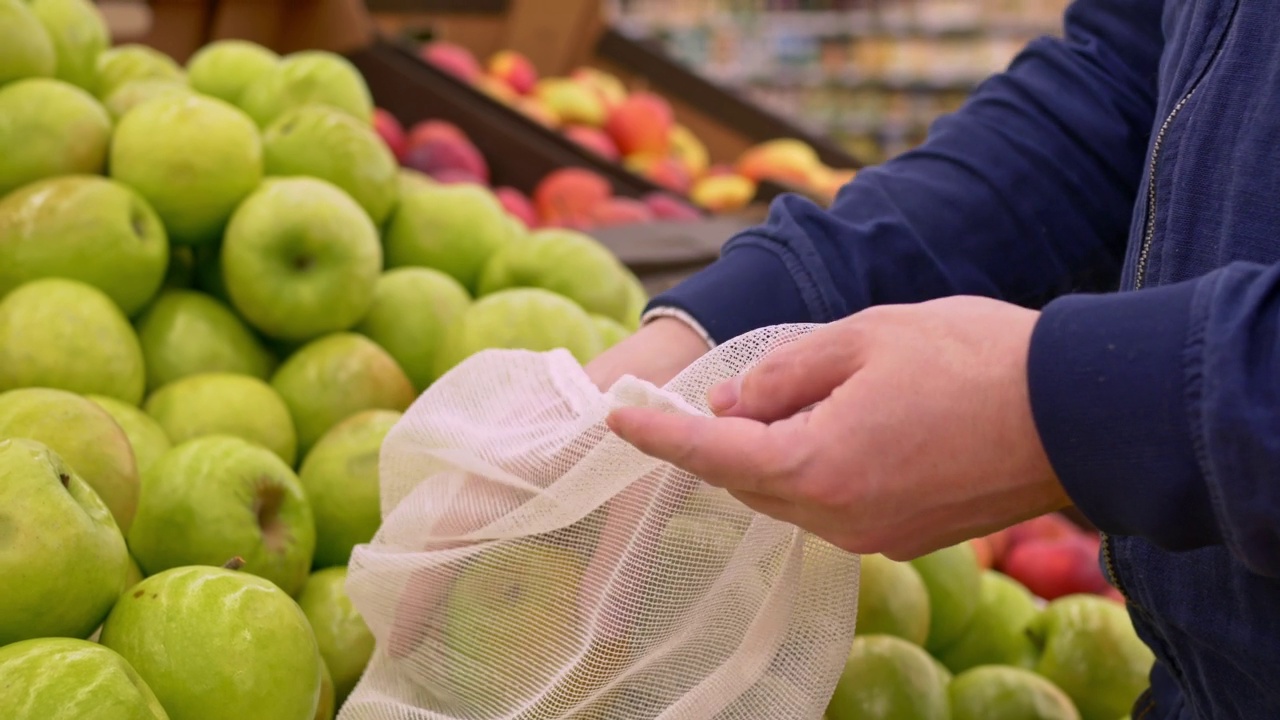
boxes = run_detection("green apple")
[950,665,1080,720]
[128,435,316,596]
[222,177,382,342]
[110,93,262,246]
[398,166,435,192]
[621,274,648,331]
[0,438,129,645]
[0,77,110,196]
[297,567,376,705]
[94,43,184,100]
[0,0,55,86]
[477,228,639,323]
[315,660,336,720]
[0,387,140,532]
[186,39,279,105]
[29,0,109,91]
[1029,594,1155,720]
[910,541,983,654]
[937,569,1041,674]
[354,267,471,392]
[826,634,950,720]
[100,563,324,720]
[0,175,169,316]
[384,182,518,292]
[134,289,276,391]
[591,314,631,351]
[0,278,146,403]
[144,373,298,466]
[103,77,192,121]
[443,543,588,701]
[855,553,931,647]
[125,552,145,589]
[299,410,400,568]
[434,288,605,378]
[238,50,373,127]
[263,104,399,225]
[271,333,415,459]
[0,638,169,719]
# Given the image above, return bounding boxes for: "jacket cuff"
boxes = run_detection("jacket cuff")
[645,241,813,345]
[1027,279,1221,550]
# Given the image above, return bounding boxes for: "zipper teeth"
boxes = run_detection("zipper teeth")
[1100,533,1128,601]
[1135,88,1198,290]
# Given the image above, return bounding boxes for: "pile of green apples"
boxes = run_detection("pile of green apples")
[824,542,1156,720]
[0,1,647,718]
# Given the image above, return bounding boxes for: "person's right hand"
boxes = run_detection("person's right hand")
[585,316,711,391]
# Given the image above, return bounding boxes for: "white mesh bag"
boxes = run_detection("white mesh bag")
[340,324,860,720]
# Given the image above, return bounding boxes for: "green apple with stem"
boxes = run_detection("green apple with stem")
[384,182,518,293]
[94,43,184,99]
[0,77,110,196]
[103,77,192,121]
[299,410,400,568]
[0,638,170,719]
[0,175,169,316]
[144,372,298,466]
[263,104,399,225]
[221,177,381,342]
[134,289,276,391]
[271,333,415,460]
[0,0,55,86]
[354,267,471,392]
[297,567,376,706]
[29,0,109,91]
[0,278,146,403]
[0,438,129,645]
[128,435,316,596]
[110,93,262,246]
[100,560,324,720]
[238,50,373,127]
[0,387,140,533]
[186,39,278,104]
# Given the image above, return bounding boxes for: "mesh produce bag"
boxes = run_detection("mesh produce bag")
[340,324,861,720]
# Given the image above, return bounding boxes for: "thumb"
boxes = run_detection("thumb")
[709,327,860,422]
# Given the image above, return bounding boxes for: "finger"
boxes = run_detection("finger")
[606,406,805,497]
[709,325,861,421]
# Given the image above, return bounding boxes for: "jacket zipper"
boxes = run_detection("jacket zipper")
[1100,532,1129,601]
[1134,89,1197,290]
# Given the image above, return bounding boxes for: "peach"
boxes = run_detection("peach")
[642,192,701,221]
[591,197,654,227]
[736,138,822,187]
[407,119,468,148]
[668,123,709,178]
[534,77,606,127]
[419,41,482,84]
[570,66,628,111]
[403,136,490,185]
[474,75,519,104]
[689,173,755,213]
[1002,534,1110,601]
[625,153,691,195]
[487,50,538,95]
[563,125,620,161]
[704,163,738,177]
[514,96,559,128]
[495,186,538,229]
[605,91,674,156]
[533,167,612,227]
[372,108,408,162]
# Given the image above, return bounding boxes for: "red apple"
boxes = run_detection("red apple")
[429,169,485,186]
[591,197,654,227]
[642,192,701,221]
[487,50,538,95]
[1004,512,1085,554]
[625,153,692,194]
[372,108,408,162]
[563,125,620,161]
[407,119,468,149]
[533,167,612,227]
[420,41,482,84]
[403,137,489,185]
[1002,534,1110,601]
[605,91,674,156]
[494,186,537,228]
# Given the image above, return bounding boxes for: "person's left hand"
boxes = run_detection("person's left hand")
[605,295,1071,560]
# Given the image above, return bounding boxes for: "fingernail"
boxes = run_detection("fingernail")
[708,377,740,413]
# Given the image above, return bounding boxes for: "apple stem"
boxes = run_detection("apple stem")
[222,557,246,571]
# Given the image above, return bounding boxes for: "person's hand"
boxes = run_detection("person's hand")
[604,296,1070,560]
[585,316,711,390]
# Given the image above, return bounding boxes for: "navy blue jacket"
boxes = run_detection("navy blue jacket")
[650,1,1280,717]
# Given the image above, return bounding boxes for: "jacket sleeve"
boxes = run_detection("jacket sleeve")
[1029,262,1280,578]
[647,0,1165,345]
